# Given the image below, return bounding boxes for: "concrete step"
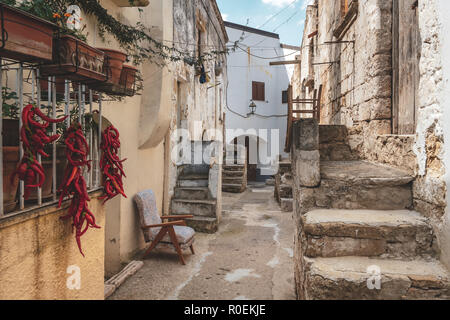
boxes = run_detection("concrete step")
[317,161,414,210]
[223,170,245,178]
[279,184,293,198]
[174,187,209,200]
[186,216,218,234]
[179,173,209,180]
[303,209,436,259]
[171,199,216,217]
[222,183,245,193]
[303,256,450,300]
[223,164,246,171]
[280,198,293,212]
[223,177,245,185]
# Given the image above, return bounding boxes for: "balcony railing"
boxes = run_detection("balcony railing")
[0,57,103,218]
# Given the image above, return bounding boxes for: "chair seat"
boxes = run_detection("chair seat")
[147,225,195,245]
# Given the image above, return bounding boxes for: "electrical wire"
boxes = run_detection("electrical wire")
[226,104,287,119]
[236,45,299,60]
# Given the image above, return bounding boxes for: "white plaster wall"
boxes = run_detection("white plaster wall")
[225,26,291,175]
[435,0,450,270]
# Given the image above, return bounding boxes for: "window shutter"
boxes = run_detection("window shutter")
[252,81,265,101]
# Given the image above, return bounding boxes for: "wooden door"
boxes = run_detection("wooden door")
[393,0,420,134]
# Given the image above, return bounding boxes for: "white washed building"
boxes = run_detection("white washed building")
[224,22,292,180]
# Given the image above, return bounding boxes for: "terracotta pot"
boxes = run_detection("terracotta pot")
[72,84,99,102]
[40,78,66,99]
[0,4,56,62]
[120,65,138,90]
[2,146,19,213]
[27,145,67,201]
[40,35,107,83]
[2,119,19,146]
[98,48,127,85]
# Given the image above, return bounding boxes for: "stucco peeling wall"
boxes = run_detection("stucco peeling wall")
[414,0,450,269]
[0,192,105,300]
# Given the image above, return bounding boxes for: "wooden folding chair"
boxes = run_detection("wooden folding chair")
[134,190,195,265]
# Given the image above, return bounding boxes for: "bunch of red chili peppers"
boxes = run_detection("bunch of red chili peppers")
[11,104,68,199]
[58,123,100,257]
[99,125,127,203]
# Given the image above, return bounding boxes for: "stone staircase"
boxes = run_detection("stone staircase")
[274,160,293,212]
[222,144,247,193]
[171,164,219,234]
[292,120,450,300]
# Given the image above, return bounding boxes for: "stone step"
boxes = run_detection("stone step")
[316,161,414,210]
[174,187,209,200]
[303,209,436,259]
[279,184,293,198]
[223,164,246,171]
[280,198,293,212]
[320,143,357,161]
[303,256,450,300]
[178,179,209,188]
[223,177,245,185]
[171,199,216,217]
[179,173,209,180]
[222,183,245,193]
[186,216,218,234]
[223,170,245,178]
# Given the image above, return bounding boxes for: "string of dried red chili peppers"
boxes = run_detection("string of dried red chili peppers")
[59,122,100,257]
[99,125,127,203]
[11,104,68,199]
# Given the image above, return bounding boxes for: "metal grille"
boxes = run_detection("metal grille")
[0,57,103,218]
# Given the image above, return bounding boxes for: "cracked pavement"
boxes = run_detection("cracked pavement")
[108,184,296,300]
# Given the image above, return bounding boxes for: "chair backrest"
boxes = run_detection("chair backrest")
[134,190,162,241]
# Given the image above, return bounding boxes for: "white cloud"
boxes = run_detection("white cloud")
[222,13,229,21]
[262,0,293,7]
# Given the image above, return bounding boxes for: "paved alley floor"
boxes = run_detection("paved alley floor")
[108,184,296,300]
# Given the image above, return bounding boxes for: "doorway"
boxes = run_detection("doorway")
[392,0,420,134]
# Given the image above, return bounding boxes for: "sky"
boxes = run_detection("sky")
[216,0,313,46]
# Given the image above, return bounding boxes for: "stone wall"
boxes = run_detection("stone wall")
[413,0,449,269]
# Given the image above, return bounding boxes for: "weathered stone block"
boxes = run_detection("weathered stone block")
[293,119,319,151]
[296,150,320,187]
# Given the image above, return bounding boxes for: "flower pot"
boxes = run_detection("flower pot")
[2,118,19,146]
[98,48,127,85]
[0,4,57,62]
[40,78,66,100]
[120,65,138,91]
[72,84,99,102]
[40,35,107,83]
[2,146,19,213]
[27,145,67,201]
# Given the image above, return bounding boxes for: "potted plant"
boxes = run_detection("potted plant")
[119,65,138,96]
[98,48,127,85]
[40,35,107,84]
[0,3,57,62]
[2,86,19,212]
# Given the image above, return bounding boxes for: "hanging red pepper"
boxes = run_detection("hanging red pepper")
[58,122,99,257]
[11,104,68,199]
[99,125,127,203]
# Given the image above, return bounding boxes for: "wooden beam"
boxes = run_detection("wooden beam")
[269,60,301,66]
[280,43,302,51]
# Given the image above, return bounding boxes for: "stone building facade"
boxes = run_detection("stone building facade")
[290,0,450,299]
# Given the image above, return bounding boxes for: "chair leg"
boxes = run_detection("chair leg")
[167,226,186,265]
[190,245,195,255]
[143,227,168,259]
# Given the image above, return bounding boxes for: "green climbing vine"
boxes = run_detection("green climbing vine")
[5,0,229,66]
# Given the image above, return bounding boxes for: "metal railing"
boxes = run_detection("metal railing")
[0,57,103,218]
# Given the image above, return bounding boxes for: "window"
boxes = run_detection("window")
[282,90,288,104]
[252,81,265,101]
